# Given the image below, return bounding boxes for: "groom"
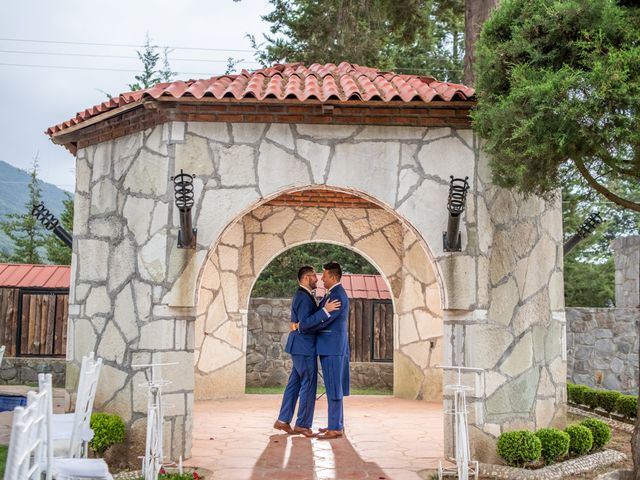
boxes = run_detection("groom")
[298,262,350,439]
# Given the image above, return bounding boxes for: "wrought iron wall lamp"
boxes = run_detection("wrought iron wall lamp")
[563,212,603,255]
[31,202,73,248]
[443,176,470,252]
[172,170,197,249]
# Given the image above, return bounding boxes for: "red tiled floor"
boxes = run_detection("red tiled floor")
[187,395,446,480]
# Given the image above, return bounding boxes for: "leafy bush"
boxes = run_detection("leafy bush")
[596,390,622,413]
[615,395,637,419]
[534,428,570,464]
[496,431,542,467]
[582,388,600,409]
[89,412,126,457]
[568,384,590,405]
[580,419,611,450]
[565,425,593,456]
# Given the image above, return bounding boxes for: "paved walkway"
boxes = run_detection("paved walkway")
[188,395,446,480]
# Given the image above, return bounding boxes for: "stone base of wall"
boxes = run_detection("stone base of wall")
[0,357,66,387]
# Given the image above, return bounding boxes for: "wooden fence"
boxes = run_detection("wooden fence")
[349,299,393,362]
[0,288,68,357]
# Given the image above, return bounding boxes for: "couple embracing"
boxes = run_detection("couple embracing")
[273,262,350,439]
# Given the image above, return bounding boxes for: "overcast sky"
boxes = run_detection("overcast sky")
[0,0,272,192]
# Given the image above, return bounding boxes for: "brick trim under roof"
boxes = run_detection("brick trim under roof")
[46,62,475,153]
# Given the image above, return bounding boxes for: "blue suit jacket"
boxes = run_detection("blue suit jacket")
[298,284,349,356]
[284,287,318,356]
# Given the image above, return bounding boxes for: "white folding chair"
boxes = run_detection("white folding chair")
[0,345,5,366]
[50,353,102,458]
[39,373,113,480]
[4,390,47,480]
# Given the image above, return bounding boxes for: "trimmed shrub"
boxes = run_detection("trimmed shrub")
[580,418,611,450]
[596,390,622,413]
[534,428,570,464]
[568,384,590,405]
[582,388,600,409]
[496,431,542,467]
[565,424,593,455]
[615,395,638,419]
[89,412,126,457]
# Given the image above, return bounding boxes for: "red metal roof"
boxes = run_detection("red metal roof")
[315,273,391,300]
[0,264,70,289]
[47,62,475,136]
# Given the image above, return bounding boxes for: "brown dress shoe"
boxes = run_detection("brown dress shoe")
[293,426,315,437]
[316,429,343,439]
[273,420,294,434]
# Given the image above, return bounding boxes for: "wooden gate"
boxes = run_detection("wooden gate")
[348,299,393,362]
[17,290,68,356]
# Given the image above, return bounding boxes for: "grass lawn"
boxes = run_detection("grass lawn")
[0,444,7,477]
[246,386,392,395]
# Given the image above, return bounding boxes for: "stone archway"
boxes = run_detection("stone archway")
[193,191,444,403]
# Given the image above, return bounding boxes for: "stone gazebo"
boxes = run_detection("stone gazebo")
[47,62,566,463]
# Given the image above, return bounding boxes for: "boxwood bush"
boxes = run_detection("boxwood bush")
[581,388,600,409]
[567,384,590,405]
[534,428,570,464]
[89,412,126,457]
[615,395,637,419]
[579,418,611,450]
[496,431,542,467]
[565,424,593,455]
[597,390,622,413]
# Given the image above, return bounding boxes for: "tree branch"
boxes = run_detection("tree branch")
[574,158,640,212]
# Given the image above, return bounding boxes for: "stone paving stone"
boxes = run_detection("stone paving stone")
[186,394,445,479]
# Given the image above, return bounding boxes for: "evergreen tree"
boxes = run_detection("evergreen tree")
[129,34,176,91]
[44,193,73,265]
[0,160,47,264]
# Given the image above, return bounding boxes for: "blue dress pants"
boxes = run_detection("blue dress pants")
[277,354,317,428]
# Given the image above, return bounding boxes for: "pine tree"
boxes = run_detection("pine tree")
[44,193,73,265]
[0,159,47,264]
[129,34,162,91]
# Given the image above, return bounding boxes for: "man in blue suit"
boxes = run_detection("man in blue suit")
[273,265,341,437]
[297,262,350,439]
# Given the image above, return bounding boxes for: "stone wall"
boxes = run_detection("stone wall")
[611,236,640,308]
[566,308,639,394]
[246,297,393,390]
[0,357,66,387]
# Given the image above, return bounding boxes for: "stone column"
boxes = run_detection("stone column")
[611,235,640,308]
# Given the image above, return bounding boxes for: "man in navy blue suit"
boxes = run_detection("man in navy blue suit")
[273,265,341,437]
[297,262,350,439]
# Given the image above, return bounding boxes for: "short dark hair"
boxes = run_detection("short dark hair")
[297,265,315,281]
[323,261,342,280]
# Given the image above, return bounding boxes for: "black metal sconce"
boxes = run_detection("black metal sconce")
[31,202,73,248]
[172,169,197,249]
[443,176,470,252]
[563,212,603,255]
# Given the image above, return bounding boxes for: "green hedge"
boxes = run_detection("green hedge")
[534,428,570,464]
[567,383,637,419]
[579,418,611,450]
[565,424,593,455]
[89,412,126,457]
[496,431,542,467]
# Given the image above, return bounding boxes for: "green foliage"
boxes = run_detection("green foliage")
[44,194,73,265]
[129,34,175,91]
[0,159,47,264]
[597,390,623,414]
[567,383,590,405]
[496,431,542,467]
[579,419,611,450]
[473,0,640,212]
[565,424,593,455]
[89,412,125,457]
[534,428,570,464]
[582,388,600,410]
[615,395,638,419]
[250,0,465,82]
[563,256,615,307]
[251,243,377,298]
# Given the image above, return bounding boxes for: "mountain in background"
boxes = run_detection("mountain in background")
[0,160,70,255]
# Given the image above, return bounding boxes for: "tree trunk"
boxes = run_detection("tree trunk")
[464,0,499,86]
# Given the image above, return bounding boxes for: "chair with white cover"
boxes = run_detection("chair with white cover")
[51,353,102,458]
[39,373,113,480]
[0,345,5,366]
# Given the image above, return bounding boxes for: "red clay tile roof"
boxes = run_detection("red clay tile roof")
[315,273,391,300]
[47,62,475,136]
[0,264,70,289]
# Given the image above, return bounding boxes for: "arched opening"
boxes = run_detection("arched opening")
[246,243,395,394]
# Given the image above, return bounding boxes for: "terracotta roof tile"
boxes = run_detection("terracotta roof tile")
[47,62,475,135]
[315,273,391,300]
[0,264,70,289]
